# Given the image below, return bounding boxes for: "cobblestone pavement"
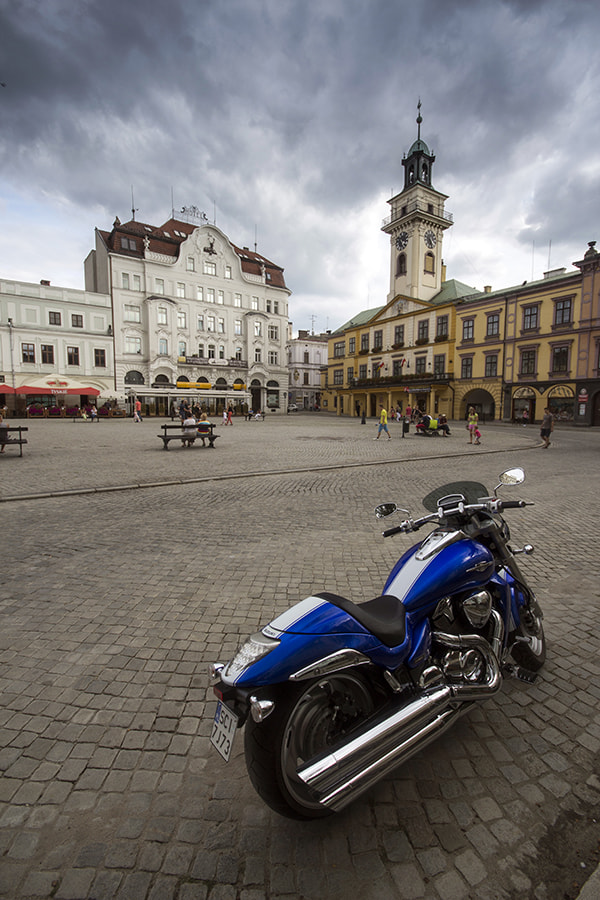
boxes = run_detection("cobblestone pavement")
[0,414,599,899]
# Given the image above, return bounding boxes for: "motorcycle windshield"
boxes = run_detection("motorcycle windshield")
[422,480,488,512]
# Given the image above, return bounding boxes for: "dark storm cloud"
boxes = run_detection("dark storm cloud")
[1,0,599,329]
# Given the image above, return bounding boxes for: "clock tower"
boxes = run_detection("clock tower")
[382,102,453,301]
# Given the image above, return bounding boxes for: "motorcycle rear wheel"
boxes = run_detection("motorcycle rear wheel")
[244,671,377,819]
[511,598,546,670]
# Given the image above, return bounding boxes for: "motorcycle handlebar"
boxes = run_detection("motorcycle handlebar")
[382,525,405,537]
[382,498,534,537]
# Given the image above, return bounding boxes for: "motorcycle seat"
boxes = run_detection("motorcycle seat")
[315,591,406,648]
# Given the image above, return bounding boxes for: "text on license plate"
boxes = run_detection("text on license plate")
[210,701,238,761]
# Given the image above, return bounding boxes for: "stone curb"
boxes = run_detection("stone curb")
[0,442,538,503]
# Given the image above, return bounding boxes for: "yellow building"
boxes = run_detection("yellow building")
[322,106,600,426]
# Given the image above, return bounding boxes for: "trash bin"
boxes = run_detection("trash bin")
[403,417,410,435]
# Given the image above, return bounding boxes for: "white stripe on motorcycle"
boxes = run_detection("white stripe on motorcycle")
[265,596,328,637]
[386,552,434,603]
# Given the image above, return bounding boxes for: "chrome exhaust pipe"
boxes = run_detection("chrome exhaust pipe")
[297,614,503,812]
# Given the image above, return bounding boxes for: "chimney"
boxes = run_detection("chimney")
[40,280,51,286]
[484,285,492,293]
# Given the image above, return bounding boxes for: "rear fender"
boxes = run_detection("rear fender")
[219,594,412,689]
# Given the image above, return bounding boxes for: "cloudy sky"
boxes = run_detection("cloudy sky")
[1,0,599,335]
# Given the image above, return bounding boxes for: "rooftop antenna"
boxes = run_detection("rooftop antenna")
[254,224,258,253]
[131,186,137,221]
[547,239,552,271]
[171,186,175,219]
[310,314,317,335]
[531,240,535,281]
[213,200,217,225]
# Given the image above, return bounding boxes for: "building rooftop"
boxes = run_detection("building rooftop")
[333,306,385,334]
[97,217,288,290]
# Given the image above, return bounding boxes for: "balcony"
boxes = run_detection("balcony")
[349,372,454,389]
[382,199,454,230]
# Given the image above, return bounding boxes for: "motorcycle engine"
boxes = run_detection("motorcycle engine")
[433,591,494,684]
[461,590,493,628]
[442,648,486,683]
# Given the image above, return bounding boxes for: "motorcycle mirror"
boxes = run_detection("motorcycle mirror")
[496,467,525,490]
[375,503,398,519]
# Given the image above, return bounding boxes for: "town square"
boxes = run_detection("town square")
[1,414,599,899]
[2,1,600,897]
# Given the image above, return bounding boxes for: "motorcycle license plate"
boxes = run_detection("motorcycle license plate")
[210,701,238,761]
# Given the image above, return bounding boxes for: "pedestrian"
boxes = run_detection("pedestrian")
[522,408,529,427]
[539,407,554,448]
[135,398,143,422]
[374,404,391,440]
[406,405,412,421]
[227,405,234,425]
[222,408,228,426]
[467,406,478,444]
[474,425,482,445]
[0,412,8,453]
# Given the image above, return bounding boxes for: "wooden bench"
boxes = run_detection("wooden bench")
[0,425,29,457]
[157,422,220,450]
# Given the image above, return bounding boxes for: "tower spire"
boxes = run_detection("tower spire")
[416,98,422,141]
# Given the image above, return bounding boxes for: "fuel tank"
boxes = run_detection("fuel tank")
[383,532,495,614]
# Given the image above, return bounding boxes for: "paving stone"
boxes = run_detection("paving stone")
[1,420,599,900]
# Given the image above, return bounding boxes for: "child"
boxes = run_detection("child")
[474,426,482,445]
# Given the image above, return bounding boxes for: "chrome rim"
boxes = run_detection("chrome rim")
[280,674,375,810]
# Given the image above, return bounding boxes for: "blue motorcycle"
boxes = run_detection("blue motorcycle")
[210,467,545,819]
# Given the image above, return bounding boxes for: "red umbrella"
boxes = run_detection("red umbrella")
[15,376,100,397]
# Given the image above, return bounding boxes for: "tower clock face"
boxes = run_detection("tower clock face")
[424,230,437,249]
[395,231,409,251]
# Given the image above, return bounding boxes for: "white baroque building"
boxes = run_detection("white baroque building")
[0,279,114,413]
[287,329,328,409]
[84,216,291,415]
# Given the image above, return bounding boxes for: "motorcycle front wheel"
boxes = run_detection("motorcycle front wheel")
[511,598,546,670]
[244,671,377,819]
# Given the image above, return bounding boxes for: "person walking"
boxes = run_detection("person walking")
[374,405,391,440]
[522,407,529,427]
[0,412,8,453]
[467,407,478,444]
[135,398,143,422]
[540,407,554,448]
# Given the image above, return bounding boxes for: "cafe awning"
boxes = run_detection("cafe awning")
[15,375,101,397]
